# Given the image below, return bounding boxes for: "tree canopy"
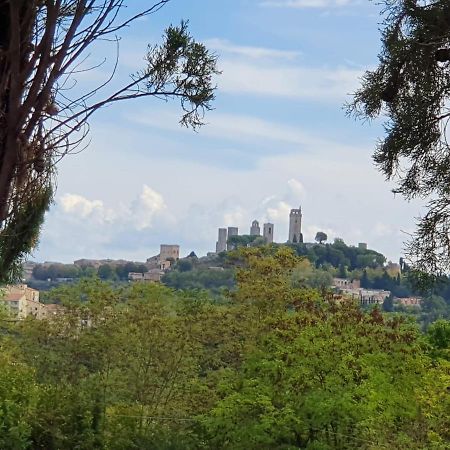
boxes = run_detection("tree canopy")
[0,249,449,448]
[349,0,450,274]
[315,231,327,244]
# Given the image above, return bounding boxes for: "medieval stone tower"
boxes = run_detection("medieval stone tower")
[288,206,303,243]
[216,228,227,253]
[263,223,274,243]
[250,220,260,236]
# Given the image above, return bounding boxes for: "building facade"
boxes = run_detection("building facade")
[216,228,228,253]
[263,223,274,243]
[288,207,303,243]
[333,278,361,290]
[2,284,46,319]
[160,244,180,262]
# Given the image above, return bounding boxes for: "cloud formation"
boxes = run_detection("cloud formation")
[60,185,167,231]
[60,194,115,223]
[205,38,301,60]
[218,60,360,101]
[133,185,167,230]
[174,38,363,103]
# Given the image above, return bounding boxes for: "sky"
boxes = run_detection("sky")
[34,0,424,264]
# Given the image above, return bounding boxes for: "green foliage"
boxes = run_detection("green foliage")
[31,261,149,283]
[289,240,386,271]
[348,0,450,273]
[203,307,437,449]
[0,251,449,448]
[0,350,38,449]
[427,319,450,361]
[162,267,235,294]
[0,186,52,283]
[227,234,258,249]
[32,263,81,281]
[383,293,394,312]
[315,231,327,244]
[114,262,147,280]
[291,258,333,291]
[97,264,114,280]
[145,20,220,129]
[176,259,193,272]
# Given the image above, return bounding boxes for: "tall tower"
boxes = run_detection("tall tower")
[227,227,238,251]
[263,223,274,243]
[288,207,303,243]
[250,220,260,236]
[216,228,227,253]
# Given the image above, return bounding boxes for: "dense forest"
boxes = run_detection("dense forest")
[1,248,449,449]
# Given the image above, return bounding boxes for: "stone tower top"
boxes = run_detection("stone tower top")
[250,220,260,236]
[288,206,303,243]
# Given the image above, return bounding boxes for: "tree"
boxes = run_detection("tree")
[383,293,394,313]
[348,0,450,273]
[428,319,450,349]
[0,1,218,282]
[361,269,370,289]
[97,263,114,280]
[314,231,327,244]
[202,299,445,449]
[176,259,193,272]
[338,263,348,279]
[0,347,38,449]
[227,234,258,249]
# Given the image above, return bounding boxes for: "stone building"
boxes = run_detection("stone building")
[129,269,164,283]
[250,220,260,236]
[394,296,421,307]
[160,244,180,262]
[227,227,238,251]
[288,206,303,243]
[2,284,46,319]
[333,278,361,290]
[147,244,180,270]
[216,228,227,253]
[263,223,274,243]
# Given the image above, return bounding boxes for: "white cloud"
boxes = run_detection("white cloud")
[261,0,357,8]
[119,35,361,104]
[60,194,115,223]
[218,59,361,101]
[373,222,394,237]
[60,185,167,231]
[287,178,306,200]
[205,38,301,60]
[133,185,167,230]
[223,207,246,228]
[266,201,292,224]
[129,109,347,154]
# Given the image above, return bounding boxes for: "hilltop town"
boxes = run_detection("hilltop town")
[214,206,302,252]
[1,205,429,321]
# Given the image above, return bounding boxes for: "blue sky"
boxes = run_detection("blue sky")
[34,0,423,263]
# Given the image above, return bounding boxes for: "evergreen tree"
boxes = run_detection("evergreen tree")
[361,269,370,288]
[349,0,450,273]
